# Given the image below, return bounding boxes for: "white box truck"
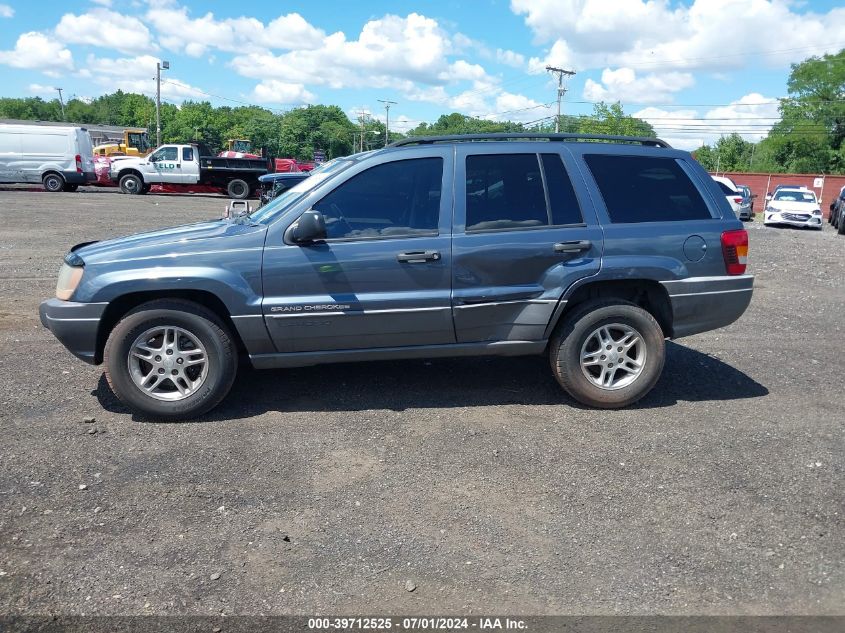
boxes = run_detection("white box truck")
[0,124,97,192]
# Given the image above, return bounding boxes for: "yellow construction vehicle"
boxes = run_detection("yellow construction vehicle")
[225,139,253,154]
[93,128,153,157]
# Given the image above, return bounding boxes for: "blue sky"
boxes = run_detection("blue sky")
[1,0,844,149]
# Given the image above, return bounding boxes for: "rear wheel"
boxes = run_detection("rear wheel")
[42,173,65,192]
[227,178,249,199]
[549,300,665,408]
[838,216,845,235]
[104,299,238,420]
[119,173,144,195]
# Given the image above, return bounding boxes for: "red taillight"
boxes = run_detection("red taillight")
[733,196,743,204]
[75,154,83,173]
[721,229,748,275]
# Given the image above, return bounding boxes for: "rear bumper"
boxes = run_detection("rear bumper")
[39,299,108,364]
[63,170,98,185]
[660,275,753,339]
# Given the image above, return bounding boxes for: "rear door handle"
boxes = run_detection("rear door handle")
[397,250,441,263]
[554,240,592,254]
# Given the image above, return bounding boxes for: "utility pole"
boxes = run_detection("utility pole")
[54,87,65,120]
[155,60,170,147]
[545,66,575,133]
[378,99,397,147]
[358,109,367,152]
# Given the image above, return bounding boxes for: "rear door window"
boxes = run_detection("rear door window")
[584,154,712,223]
[465,153,582,231]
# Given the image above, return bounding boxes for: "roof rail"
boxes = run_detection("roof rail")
[388,132,671,149]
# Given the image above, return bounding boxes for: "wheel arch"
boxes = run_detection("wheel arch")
[117,168,145,184]
[41,170,65,187]
[547,279,674,339]
[94,289,248,364]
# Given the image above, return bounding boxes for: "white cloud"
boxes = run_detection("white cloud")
[84,54,205,99]
[28,83,57,95]
[145,7,325,57]
[583,67,694,104]
[496,48,526,68]
[229,13,471,91]
[634,93,780,150]
[0,32,73,73]
[0,4,14,18]
[492,92,554,123]
[515,0,845,73]
[251,80,315,105]
[55,9,154,55]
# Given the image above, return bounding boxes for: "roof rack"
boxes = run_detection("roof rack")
[388,132,671,149]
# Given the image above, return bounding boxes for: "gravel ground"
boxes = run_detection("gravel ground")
[0,189,842,616]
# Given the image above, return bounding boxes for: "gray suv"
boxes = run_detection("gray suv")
[40,133,753,419]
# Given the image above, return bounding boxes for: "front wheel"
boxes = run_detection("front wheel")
[104,300,238,420]
[119,173,144,195]
[549,300,665,408]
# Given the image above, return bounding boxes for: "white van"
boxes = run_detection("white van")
[0,124,97,192]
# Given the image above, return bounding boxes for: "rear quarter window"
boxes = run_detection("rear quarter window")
[584,154,713,223]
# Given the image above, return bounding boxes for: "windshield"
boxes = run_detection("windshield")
[774,190,816,203]
[249,157,355,223]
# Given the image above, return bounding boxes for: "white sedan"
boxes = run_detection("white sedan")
[764,188,823,230]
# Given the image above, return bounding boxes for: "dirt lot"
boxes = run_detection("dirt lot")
[0,188,842,616]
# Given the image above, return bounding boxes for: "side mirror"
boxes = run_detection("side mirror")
[290,210,327,244]
[148,155,157,162]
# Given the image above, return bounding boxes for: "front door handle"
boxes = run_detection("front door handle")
[397,250,441,263]
[554,240,592,254]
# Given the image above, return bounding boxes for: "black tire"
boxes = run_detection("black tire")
[104,299,238,420]
[227,179,249,199]
[549,299,665,409]
[119,173,144,195]
[141,184,151,194]
[42,172,65,192]
[62,183,79,192]
[838,216,845,235]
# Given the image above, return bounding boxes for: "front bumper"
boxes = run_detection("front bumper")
[660,275,754,339]
[764,211,822,228]
[39,299,108,364]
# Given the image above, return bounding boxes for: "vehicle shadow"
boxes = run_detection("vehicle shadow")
[92,341,769,423]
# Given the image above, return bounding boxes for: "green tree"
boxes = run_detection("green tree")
[756,48,845,173]
[408,112,525,136]
[694,133,756,172]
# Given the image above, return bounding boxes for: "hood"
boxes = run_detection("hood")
[110,156,145,170]
[73,219,268,265]
[769,200,820,213]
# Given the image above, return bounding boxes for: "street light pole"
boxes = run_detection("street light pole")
[55,87,65,120]
[155,60,170,147]
[378,99,397,147]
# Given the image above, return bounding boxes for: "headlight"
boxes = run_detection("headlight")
[56,262,83,300]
